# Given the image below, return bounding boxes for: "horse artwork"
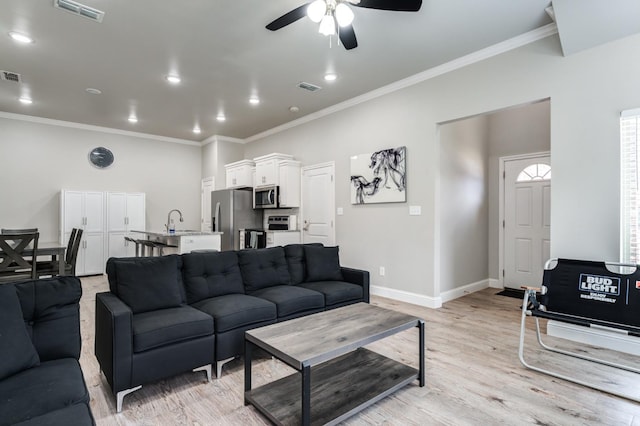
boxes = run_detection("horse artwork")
[350,146,406,204]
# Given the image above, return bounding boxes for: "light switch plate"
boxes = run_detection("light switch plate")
[337,207,344,215]
[409,205,421,215]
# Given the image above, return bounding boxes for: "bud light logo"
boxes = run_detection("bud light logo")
[579,274,620,296]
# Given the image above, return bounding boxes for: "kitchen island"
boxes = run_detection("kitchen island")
[131,230,222,254]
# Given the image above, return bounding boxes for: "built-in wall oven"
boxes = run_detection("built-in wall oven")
[253,185,279,209]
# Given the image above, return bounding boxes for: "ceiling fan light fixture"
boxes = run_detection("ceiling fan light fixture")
[335,3,354,27]
[318,14,336,36]
[307,0,327,23]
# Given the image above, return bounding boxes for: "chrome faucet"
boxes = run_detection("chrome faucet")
[166,209,184,232]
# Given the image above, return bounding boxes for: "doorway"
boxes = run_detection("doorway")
[301,162,335,245]
[500,154,551,289]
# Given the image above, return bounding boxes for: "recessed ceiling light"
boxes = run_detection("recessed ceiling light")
[9,32,34,44]
[85,88,102,95]
[128,115,138,123]
[216,114,226,122]
[19,96,33,104]
[249,97,260,105]
[289,106,300,113]
[324,73,337,82]
[193,126,201,134]
[166,75,181,84]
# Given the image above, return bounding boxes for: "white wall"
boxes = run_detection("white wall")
[201,138,244,190]
[0,117,202,242]
[439,115,489,293]
[242,33,640,304]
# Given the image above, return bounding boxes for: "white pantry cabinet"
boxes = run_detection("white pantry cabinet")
[106,192,146,258]
[60,190,105,275]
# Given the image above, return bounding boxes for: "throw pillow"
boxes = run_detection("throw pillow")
[304,245,344,282]
[0,284,40,380]
[114,255,183,314]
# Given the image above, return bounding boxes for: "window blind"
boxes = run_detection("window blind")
[621,111,640,263]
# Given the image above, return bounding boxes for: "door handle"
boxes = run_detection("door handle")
[303,220,309,231]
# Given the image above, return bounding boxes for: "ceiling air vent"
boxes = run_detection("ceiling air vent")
[54,0,105,23]
[297,81,322,92]
[0,71,22,83]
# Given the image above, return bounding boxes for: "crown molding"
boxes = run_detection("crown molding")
[0,111,201,147]
[245,23,559,143]
[201,134,246,146]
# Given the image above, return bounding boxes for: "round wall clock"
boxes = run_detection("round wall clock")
[88,147,114,169]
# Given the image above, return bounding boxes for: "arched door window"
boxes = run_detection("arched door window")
[516,164,551,182]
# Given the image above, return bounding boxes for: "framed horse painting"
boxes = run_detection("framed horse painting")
[350,146,406,204]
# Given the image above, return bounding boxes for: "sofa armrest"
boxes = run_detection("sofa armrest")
[340,267,370,303]
[95,292,134,395]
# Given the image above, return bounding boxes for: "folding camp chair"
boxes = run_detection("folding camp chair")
[519,258,640,402]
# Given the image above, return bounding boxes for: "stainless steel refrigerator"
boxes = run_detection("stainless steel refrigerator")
[211,188,263,251]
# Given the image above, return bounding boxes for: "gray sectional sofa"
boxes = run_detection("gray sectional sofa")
[0,276,94,426]
[94,244,369,412]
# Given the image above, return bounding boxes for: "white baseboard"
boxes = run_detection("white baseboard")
[488,278,502,289]
[371,278,493,309]
[370,285,443,309]
[440,279,491,303]
[547,321,640,356]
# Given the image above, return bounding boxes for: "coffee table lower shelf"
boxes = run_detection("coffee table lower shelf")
[245,348,419,426]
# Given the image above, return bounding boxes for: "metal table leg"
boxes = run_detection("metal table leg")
[301,363,311,425]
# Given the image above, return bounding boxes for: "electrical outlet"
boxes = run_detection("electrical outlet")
[379,266,385,276]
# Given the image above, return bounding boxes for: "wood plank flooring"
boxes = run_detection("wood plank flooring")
[79,276,640,425]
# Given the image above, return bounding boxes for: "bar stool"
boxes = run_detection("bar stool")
[124,237,144,257]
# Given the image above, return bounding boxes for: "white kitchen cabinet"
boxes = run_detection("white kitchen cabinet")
[106,192,146,258]
[225,160,254,188]
[254,153,294,188]
[265,231,301,248]
[278,160,301,208]
[61,190,105,275]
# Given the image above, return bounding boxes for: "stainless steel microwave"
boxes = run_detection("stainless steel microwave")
[253,185,279,209]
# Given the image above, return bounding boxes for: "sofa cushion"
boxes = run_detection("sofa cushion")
[298,281,363,307]
[192,294,277,333]
[132,306,214,353]
[181,251,244,304]
[238,247,291,292]
[304,245,344,282]
[0,284,40,381]
[284,243,322,285]
[112,255,183,314]
[249,285,325,319]
[0,358,89,426]
[12,403,94,426]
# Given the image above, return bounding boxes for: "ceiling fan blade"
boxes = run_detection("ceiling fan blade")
[266,3,312,31]
[339,25,358,50]
[353,0,422,12]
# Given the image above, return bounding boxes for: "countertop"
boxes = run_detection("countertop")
[239,229,300,233]
[131,230,223,237]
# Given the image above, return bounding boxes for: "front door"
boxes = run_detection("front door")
[301,163,335,245]
[503,155,551,289]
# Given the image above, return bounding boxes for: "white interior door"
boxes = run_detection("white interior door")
[201,177,214,232]
[504,156,551,289]
[302,163,335,245]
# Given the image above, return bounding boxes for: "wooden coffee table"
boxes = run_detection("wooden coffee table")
[244,303,425,426]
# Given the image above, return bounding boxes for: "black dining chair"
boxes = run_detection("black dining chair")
[0,231,39,283]
[37,228,83,277]
[1,228,38,235]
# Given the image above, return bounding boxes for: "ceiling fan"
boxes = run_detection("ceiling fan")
[266,0,423,50]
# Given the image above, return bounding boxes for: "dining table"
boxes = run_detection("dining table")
[25,242,66,276]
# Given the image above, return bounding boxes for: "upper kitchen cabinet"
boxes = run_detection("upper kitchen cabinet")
[225,160,255,189]
[254,153,301,207]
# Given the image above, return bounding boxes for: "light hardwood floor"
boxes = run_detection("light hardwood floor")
[79,276,640,425]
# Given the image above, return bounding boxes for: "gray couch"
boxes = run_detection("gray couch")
[95,244,369,412]
[0,276,94,425]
